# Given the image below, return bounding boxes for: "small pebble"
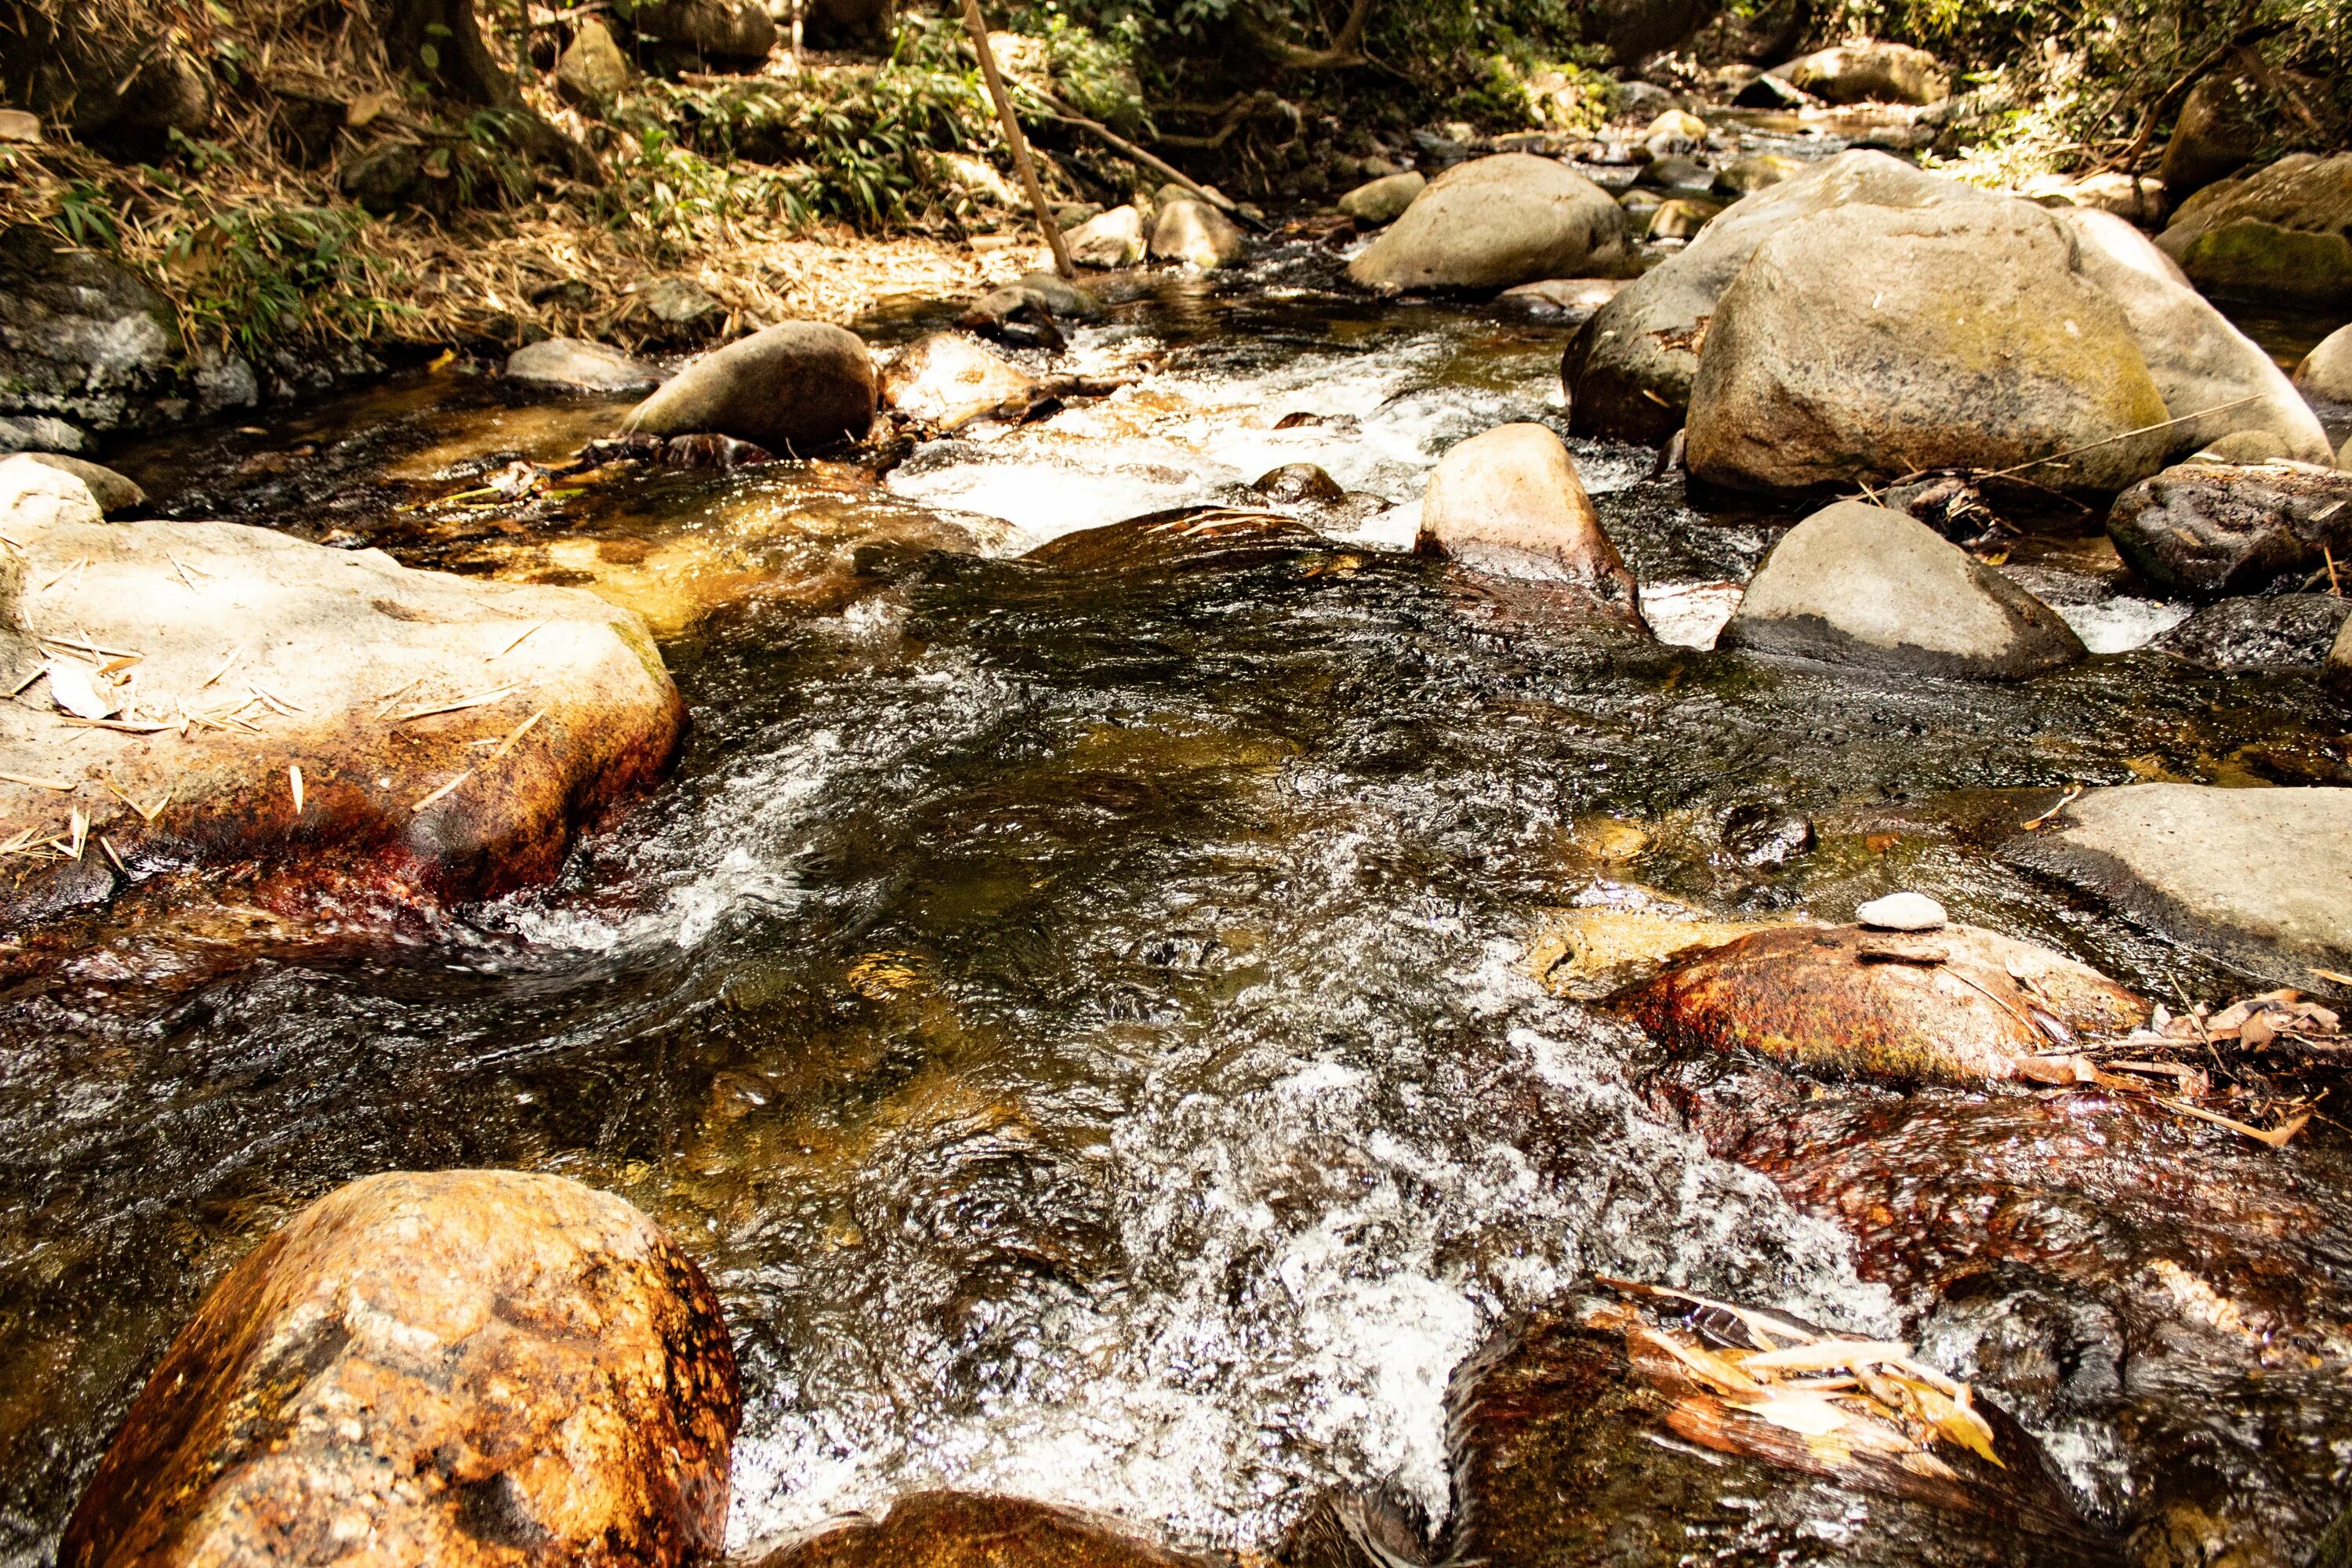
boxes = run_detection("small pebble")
[1856,891,1947,932]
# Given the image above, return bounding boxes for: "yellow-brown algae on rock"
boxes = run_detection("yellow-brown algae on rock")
[1613,923,2148,1084]
[746,1492,1213,1568]
[60,1170,740,1568]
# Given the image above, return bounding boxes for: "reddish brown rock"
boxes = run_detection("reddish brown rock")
[1614,923,2147,1085]
[61,1170,739,1568]
[749,1493,1209,1568]
[1446,1285,2114,1568]
[1025,506,1327,572]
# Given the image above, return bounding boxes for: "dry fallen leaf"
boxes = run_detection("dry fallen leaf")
[45,660,119,721]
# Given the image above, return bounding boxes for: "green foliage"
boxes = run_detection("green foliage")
[51,180,121,249]
[1831,0,2352,162]
[163,202,408,354]
[646,16,1002,230]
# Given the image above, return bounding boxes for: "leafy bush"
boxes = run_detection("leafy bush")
[160,201,408,353]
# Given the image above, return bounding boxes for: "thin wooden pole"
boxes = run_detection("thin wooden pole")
[957,0,1076,281]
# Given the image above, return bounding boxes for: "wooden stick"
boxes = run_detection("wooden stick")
[957,0,1076,281]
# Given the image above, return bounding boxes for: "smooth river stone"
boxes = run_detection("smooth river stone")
[1857,891,1947,931]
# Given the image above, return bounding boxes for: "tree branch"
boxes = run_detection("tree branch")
[1249,0,1373,69]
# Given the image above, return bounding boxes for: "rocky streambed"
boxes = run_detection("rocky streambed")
[5,110,2352,1568]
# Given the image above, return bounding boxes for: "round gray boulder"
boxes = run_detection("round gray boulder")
[1337,172,1425,226]
[2154,152,2352,307]
[2107,460,2352,597]
[506,336,659,394]
[1773,41,1950,104]
[2296,323,2352,403]
[1348,154,1629,292]
[1686,201,2171,495]
[623,321,876,455]
[1149,199,1246,270]
[1720,500,2086,679]
[1417,423,1644,619]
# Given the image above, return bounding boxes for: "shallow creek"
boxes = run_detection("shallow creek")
[2,238,2350,1562]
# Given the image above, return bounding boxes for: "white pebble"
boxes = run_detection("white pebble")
[1857,891,1947,932]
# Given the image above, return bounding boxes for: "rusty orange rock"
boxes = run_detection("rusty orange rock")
[748,1493,1210,1568]
[60,1170,739,1568]
[1613,923,2148,1084]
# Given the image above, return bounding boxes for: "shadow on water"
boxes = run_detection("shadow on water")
[4,254,2349,1562]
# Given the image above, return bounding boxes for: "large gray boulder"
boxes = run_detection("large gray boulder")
[1348,154,1629,292]
[1686,201,2171,495]
[1719,500,2085,679]
[2155,153,2352,307]
[1771,41,1948,104]
[0,225,181,439]
[1573,151,2322,481]
[1568,151,1980,444]
[16,452,143,514]
[1149,199,1245,269]
[1337,172,1425,226]
[2154,593,2352,670]
[2297,323,2352,403]
[624,321,876,454]
[2107,461,2352,597]
[2053,207,2330,463]
[2011,783,2352,986]
[506,336,659,394]
[1416,423,1644,619]
[2158,77,2263,205]
[1065,205,1146,267]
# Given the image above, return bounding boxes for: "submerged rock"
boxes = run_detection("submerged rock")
[1719,502,2085,680]
[2106,461,2352,597]
[1656,1055,2352,1555]
[1686,201,2171,495]
[749,1492,1208,1568]
[1336,172,1425,225]
[1616,921,2147,1084]
[1773,40,1951,104]
[60,1171,738,1568]
[1148,199,1246,270]
[1066,205,1146,267]
[1415,423,1643,619]
[2155,152,2352,307]
[2009,782,2352,985]
[2297,322,2352,403]
[1494,278,1624,317]
[0,477,684,924]
[960,270,1102,339]
[2154,593,2352,670]
[1348,154,1629,292]
[625,321,877,455]
[506,336,660,394]
[1446,1287,2111,1568]
[1251,463,1347,505]
[880,333,1038,432]
[1025,506,1326,572]
[1645,198,1719,241]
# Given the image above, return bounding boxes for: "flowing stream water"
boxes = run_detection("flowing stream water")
[2,199,2349,1564]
